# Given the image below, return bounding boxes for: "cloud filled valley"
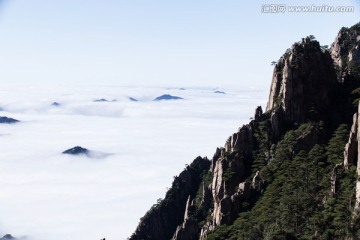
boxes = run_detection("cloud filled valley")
[0,84,266,240]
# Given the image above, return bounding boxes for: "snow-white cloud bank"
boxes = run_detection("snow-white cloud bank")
[0,84,267,240]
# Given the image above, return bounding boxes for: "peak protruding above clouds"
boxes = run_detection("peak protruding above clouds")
[214,90,226,94]
[153,94,183,101]
[0,116,19,124]
[0,234,20,240]
[51,102,61,107]
[94,99,117,102]
[0,234,27,240]
[62,146,89,156]
[62,146,111,159]
[0,85,266,240]
[128,97,138,102]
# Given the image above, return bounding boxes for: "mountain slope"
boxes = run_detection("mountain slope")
[129,22,360,240]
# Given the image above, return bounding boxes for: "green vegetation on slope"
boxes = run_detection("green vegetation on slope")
[206,123,357,240]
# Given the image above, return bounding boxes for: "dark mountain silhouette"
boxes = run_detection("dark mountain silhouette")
[153,94,183,101]
[62,146,89,156]
[0,117,19,124]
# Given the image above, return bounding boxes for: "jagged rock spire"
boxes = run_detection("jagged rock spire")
[266,37,337,125]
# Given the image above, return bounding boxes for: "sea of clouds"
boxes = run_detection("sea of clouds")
[0,84,266,240]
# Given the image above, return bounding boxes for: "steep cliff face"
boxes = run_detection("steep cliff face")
[344,111,358,169]
[171,197,199,240]
[129,157,210,240]
[266,37,337,127]
[331,24,360,82]
[344,104,360,210]
[211,126,253,223]
[129,23,360,240]
[199,116,266,238]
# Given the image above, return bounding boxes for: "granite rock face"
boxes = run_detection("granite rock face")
[211,125,253,226]
[129,157,210,240]
[345,104,360,209]
[266,37,337,126]
[331,24,360,82]
[341,103,360,210]
[171,197,199,240]
[344,112,358,169]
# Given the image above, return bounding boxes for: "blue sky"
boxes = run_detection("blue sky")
[0,0,358,87]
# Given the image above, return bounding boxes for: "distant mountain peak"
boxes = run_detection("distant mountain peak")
[128,97,138,102]
[0,116,19,124]
[62,146,89,156]
[153,94,183,101]
[94,98,117,102]
[51,102,61,106]
[1,234,16,240]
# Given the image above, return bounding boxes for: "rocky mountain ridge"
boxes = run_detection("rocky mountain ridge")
[129,22,360,240]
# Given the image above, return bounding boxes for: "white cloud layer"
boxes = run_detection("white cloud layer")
[0,84,266,240]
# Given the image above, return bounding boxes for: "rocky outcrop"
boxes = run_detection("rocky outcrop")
[254,106,263,121]
[199,124,257,237]
[296,123,319,152]
[252,171,263,191]
[344,112,358,169]
[172,182,212,240]
[270,106,285,138]
[129,157,210,240]
[266,37,337,125]
[224,125,253,155]
[354,104,360,210]
[200,182,212,208]
[331,24,360,82]
[171,197,198,240]
[331,163,344,196]
[200,180,258,239]
[342,102,360,210]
